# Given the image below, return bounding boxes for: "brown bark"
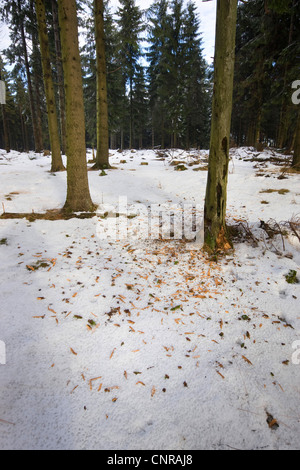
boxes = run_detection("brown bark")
[35,0,65,172]
[0,65,10,153]
[19,104,28,152]
[277,0,295,149]
[17,0,43,153]
[32,64,44,152]
[93,0,109,169]
[31,0,44,152]
[52,0,67,155]
[58,0,94,212]
[1,104,10,153]
[292,110,300,170]
[204,0,238,251]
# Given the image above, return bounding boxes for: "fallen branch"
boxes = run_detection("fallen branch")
[0,210,97,221]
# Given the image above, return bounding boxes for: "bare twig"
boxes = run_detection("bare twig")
[289,221,300,242]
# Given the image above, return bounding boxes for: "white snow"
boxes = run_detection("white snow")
[0,146,299,450]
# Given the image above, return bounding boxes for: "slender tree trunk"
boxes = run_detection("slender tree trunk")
[173,131,177,149]
[58,0,94,212]
[186,125,190,151]
[151,115,155,149]
[52,0,66,155]
[161,113,165,149]
[17,0,42,153]
[0,62,10,152]
[31,0,44,151]
[129,76,133,150]
[111,133,116,150]
[277,108,288,149]
[35,0,65,172]
[120,128,124,151]
[255,108,262,149]
[277,0,295,149]
[19,104,26,151]
[32,61,44,151]
[246,121,254,147]
[93,0,109,169]
[204,0,237,251]
[1,104,10,153]
[19,104,29,152]
[238,117,242,146]
[292,110,300,170]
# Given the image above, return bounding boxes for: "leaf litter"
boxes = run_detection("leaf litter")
[0,147,300,449]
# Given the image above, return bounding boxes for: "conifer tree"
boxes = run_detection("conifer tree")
[104,4,125,148]
[0,58,10,153]
[132,63,148,148]
[1,0,46,151]
[93,0,109,169]
[147,0,210,149]
[17,0,43,151]
[117,0,143,149]
[81,13,97,150]
[58,0,94,212]
[147,0,173,148]
[34,0,65,171]
[29,0,44,151]
[182,1,210,149]
[51,0,67,155]
[232,0,300,149]
[12,72,31,151]
[167,0,185,147]
[292,110,300,170]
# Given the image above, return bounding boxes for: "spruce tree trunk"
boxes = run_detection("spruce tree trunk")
[151,116,155,149]
[129,76,133,150]
[17,0,42,153]
[93,0,109,169]
[277,0,295,149]
[292,110,300,170]
[277,107,288,149]
[33,74,44,151]
[35,0,65,172]
[52,0,67,155]
[161,113,165,149]
[254,108,262,149]
[0,68,10,153]
[19,104,27,151]
[58,0,94,212]
[1,104,10,153]
[246,121,254,147]
[31,28,44,152]
[120,128,124,151]
[204,0,237,251]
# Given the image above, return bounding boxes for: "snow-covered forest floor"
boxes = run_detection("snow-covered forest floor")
[0,146,300,450]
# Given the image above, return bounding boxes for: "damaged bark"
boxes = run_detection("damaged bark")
[204,0,237,252]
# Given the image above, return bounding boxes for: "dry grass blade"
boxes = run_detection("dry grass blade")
[242,355,253,365]
[0,418,15,425]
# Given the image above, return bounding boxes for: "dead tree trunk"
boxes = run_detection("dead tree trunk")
[204,0,238,251]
